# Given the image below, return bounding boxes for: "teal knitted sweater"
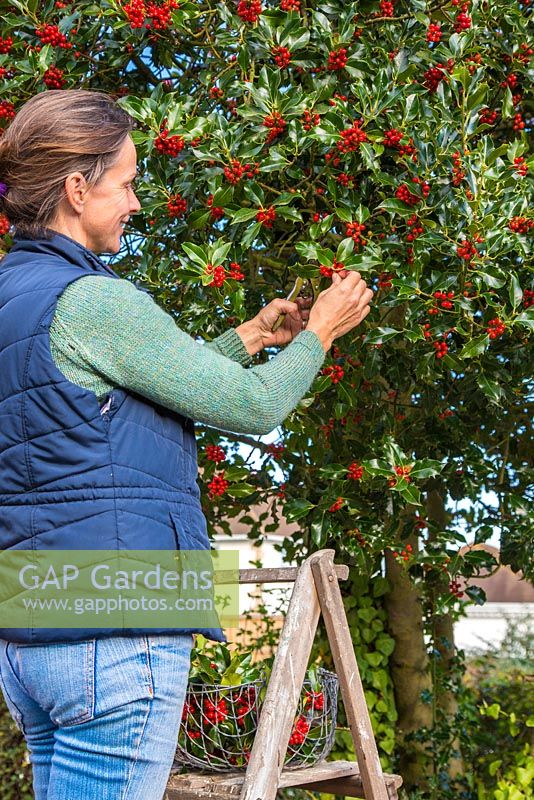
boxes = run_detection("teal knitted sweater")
[49,276,326,435]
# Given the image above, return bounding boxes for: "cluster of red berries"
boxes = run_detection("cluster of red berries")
[487,318,506,339]
[235,698,254,728]
[383,128,403,147]
[145,0,179,30]
[0,36,13,54]
[501,73,519,90]
[395,177,430,206]
[456,239,477,262]
[449,579,464,598]
[289,715,310,746]
[304,690,325,711]
[438,408,454,420]
[379,0,394,15]
[272,45,291,68]
[429,290,455,314]
[346,221,366,247]
[325,149,341,168]
[207,194,224,221]
[328,497,344,513]
[223,160,259,184]
[337,120,367,153]
[263,111,286,143]
[302,109,320,130]
[328,92,348,106]
[167,193,187,218]
[347,462,364,480]
[336,172,356,187]
[320,256,345,278]
[389,465,412,487]
[36,24,72,48]
[392,543,413,561]
[479,107,497,126]
[454,5,471,32]
[203,697,228,724]
[0,215,10,236]
[465,52,482,74]
[513,113,525,131]
[378,272,394,289]
[422,63,447,92]
[123,0,146,27]
[209,85,224,100]
[204,263,226,287]
[155,127,185,157]
[228,261,244,280]
[513,157,528,177]
[433,340,449,359]
[256,206,276,227]
[522,289,534,308]
[236,0,262,22]
[509,216,533,234]
[321,364,344,383]
[426,22,442,43]
[0,100,16,122]
[327,48,348,71]
[205,444,226,463]
[207,472,230,498]
[280,0,300,10]
[266,443,285,460]
[406,215,423,241]
[43,65,65,89]
[452,151,465,187]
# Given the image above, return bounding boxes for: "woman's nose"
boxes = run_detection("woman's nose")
[130,189,142,213]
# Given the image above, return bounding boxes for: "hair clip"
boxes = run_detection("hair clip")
[0,182,7,197]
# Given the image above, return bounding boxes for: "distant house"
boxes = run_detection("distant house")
[455,544,534,652]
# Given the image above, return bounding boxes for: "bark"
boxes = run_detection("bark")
[426,488,465,780]
[384,536,434,790]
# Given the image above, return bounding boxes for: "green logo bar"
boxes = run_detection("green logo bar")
[0,550,240,630]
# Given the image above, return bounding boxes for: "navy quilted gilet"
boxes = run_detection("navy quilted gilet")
[0,232,224,643]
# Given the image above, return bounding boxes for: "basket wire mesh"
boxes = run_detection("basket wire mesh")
[175,668,338,772]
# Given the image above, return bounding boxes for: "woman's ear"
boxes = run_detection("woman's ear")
[63,172,88,215]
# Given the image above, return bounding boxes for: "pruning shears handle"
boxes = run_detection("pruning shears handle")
[271,276,321,332]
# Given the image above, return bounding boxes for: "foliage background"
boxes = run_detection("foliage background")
[0,0,532,796]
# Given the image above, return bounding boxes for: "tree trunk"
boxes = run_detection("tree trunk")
[426,488,465,780]
[384,538,434,790]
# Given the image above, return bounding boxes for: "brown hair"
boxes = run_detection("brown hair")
[0,89,134,239]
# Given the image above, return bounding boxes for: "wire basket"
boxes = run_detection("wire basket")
[175,677,265,771]
[175,668,338,772]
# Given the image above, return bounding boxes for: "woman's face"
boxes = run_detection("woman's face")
[81,135,141,254]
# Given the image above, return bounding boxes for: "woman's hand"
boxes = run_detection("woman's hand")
[235,297,311,356]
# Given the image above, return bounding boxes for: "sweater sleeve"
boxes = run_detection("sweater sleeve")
[50,275,326,435]
[204,328,253,366]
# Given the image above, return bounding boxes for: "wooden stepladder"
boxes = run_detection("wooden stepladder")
[165,549,402,800]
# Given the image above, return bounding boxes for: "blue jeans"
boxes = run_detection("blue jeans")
[0,634,193,799]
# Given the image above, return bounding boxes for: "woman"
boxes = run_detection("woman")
[0,89,373,799]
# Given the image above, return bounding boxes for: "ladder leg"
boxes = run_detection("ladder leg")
[239,550,333,800]
[311,552,390,800]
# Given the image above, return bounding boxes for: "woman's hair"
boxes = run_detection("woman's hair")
[0,89,134,239]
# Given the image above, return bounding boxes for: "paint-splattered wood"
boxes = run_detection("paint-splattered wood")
[213,565,349,585]
[166,761,402,800]
[311,553,391,800]
[237,550,329,800]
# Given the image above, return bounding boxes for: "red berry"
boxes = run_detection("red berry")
[327,48,348,71]
[236,0,262,22]
[167,193,187,218]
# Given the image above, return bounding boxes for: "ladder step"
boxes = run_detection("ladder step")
[166,761,402,800]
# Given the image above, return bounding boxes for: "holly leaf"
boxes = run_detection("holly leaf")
[458,335,489,360]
